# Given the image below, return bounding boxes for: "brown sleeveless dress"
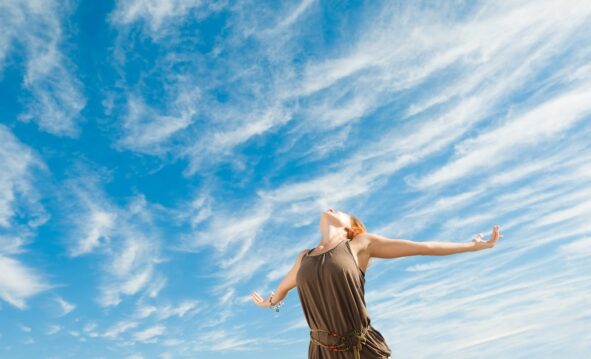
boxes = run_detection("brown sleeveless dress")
[296,239,392,358]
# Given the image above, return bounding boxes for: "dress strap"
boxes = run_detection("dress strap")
[344,240,366,277]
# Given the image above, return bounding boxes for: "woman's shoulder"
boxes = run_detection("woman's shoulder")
[297,248,309,262]
[350,232,373,244]
[349,232,373,252]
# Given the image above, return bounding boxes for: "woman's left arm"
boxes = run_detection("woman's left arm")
[368,225,502,259]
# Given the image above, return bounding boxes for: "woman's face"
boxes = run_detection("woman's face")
[320,208,352,231]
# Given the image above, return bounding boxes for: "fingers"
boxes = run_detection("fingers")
[250,291,269,307]
[491,225,501,236]
[486,225,503,246]
[251,291,262,303]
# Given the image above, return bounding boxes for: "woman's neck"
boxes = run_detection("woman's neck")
[319,226,347,247]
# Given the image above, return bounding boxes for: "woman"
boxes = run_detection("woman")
[251,208,502,358]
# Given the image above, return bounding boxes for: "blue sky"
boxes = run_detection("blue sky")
[1,0,590,358]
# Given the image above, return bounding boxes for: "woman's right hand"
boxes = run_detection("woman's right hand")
[251,291,271,308]
[472,225,503,250]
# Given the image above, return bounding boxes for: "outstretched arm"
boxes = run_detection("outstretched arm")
[368,225,502,259]
[251,249,308,308]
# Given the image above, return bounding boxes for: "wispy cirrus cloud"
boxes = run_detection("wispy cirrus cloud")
[134,299,203,320]
[412,83,591,189]
[133,324,166,343]
[0,0,86,136]
[0,125,47,229]
[109,0,225,37]
[0,125,50,309]
[55,296,75,317]
[46,325,61,335]
[63,174,165,307]
[103,320,139,339]
[0,256,50,309]
[114,89,200,155]
[104,0,318,175]
[69,208,115,257]
[192,329,260,352]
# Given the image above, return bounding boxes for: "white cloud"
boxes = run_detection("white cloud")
[133,325,166,343]
[83,322,97,333]
[413,83,591,189]
[558,237,591,260]
[0,125,46,228]
[264,0,315,35]
[158,300,202,319]
[135,299,203,320]
[0,0,86,136]
[115,92,198,155]
[218,288,234,306]
[104,320,139,339]
[162,338,185,346]
[105,1,311,174]
[146,275,167,298]
[181,105,293,176]
[102,0,591,179]
[136,304,157,318]
[405,261,450,273]
[19,324,31,332]
[101,264,154,307]
[191,206,272,255]
[193,330,259,352]
[0,235,27,256]
[55,296,75,316]
[0,126,52,310]
[46,325,61,335]
[0,256,50,310]
[65,176,165,307]
[532,197,591,229]
[70,210,116,256]
[109,0,224,36]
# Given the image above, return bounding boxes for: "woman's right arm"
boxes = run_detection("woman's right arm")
[366,225,502,259]
[251,249,308,308]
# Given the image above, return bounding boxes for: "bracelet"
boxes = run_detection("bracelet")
[268,291,285,312]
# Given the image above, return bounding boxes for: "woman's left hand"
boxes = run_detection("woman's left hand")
[250,291,272,308]
[472,225,502,251]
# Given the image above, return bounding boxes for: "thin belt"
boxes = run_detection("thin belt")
[310,324,370,359]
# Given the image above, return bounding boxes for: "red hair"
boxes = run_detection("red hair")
[346,214,367,239]
[346,214,374,271]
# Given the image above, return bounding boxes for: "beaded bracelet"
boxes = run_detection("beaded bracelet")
[268,290,285,312]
